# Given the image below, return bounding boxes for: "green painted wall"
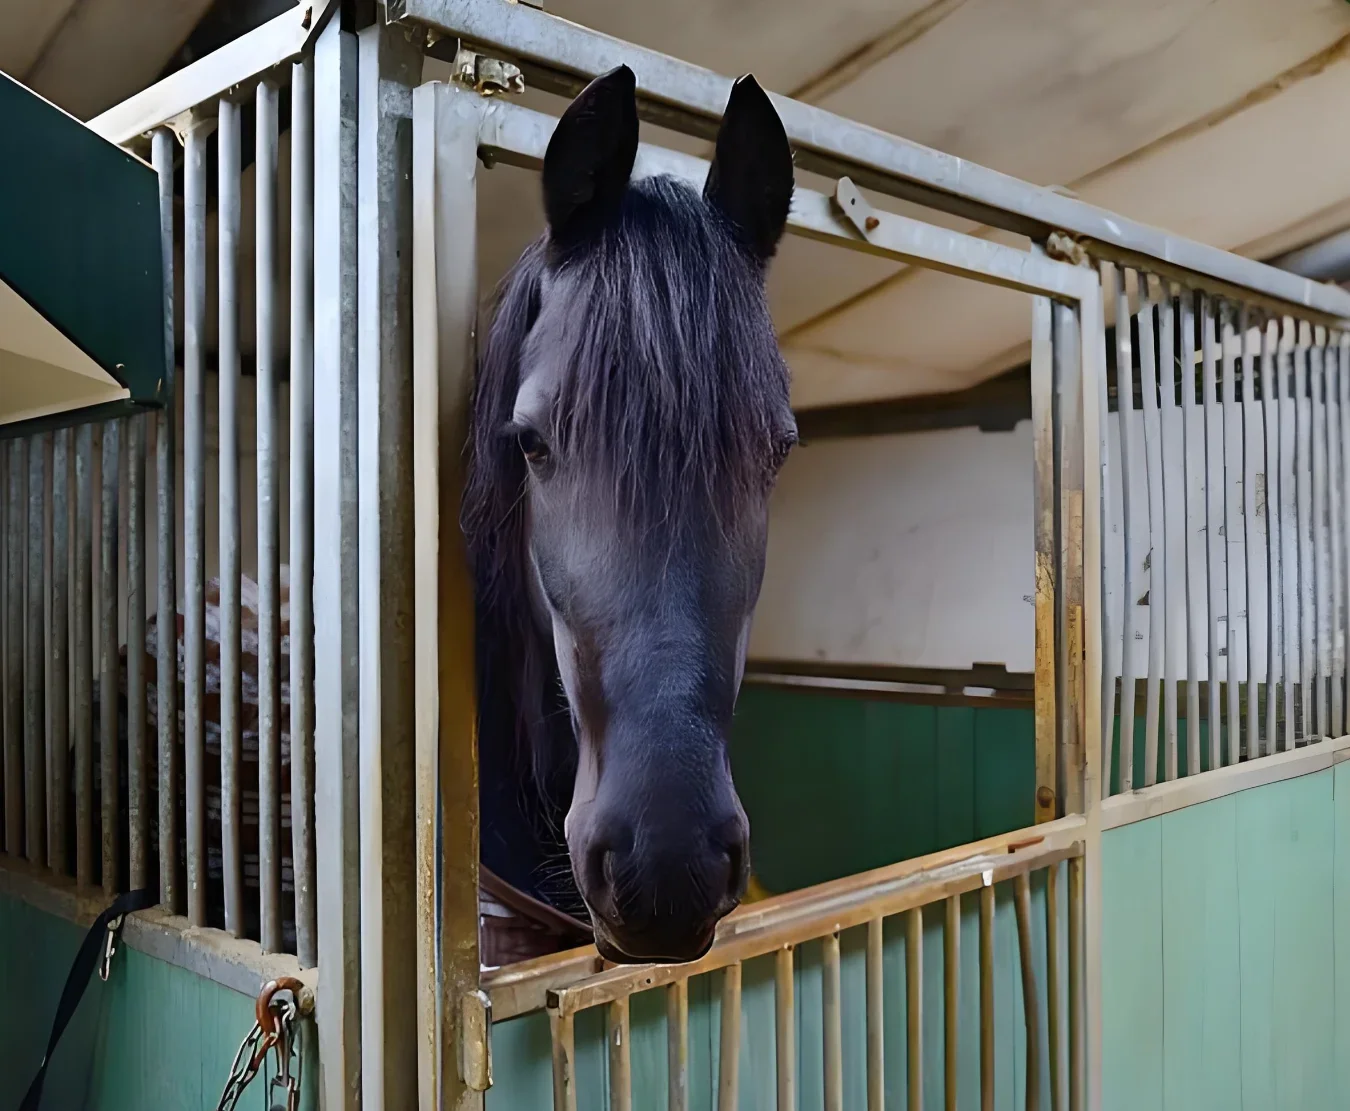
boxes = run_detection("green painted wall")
[0,893,317,1110]
[489,867,1068,1111]
[731,687,1036,894]
[1101,765,1348,1111]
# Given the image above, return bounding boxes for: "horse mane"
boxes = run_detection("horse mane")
[462,173,789,821]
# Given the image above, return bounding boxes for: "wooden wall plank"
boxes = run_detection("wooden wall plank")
[1335,762,1350,1101]
[1100,819,1163,1111]
[1159,796,1241,1110]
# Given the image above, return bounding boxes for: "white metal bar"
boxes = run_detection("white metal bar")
[315,18,363,1108]
[398,0,1350,319]
[1340,334,1350,736]
[289,56,318,969]
[183,116,211,926]
[1180,291,1205,773]
[217,94,244,935]
[1279,319,1301,749]
[1158,290,1183,780]
[1261,319,1283,752]
[1326,335,1345,736]
[1137,275,1166,785]
[151,127,180,913]
[1116,268,1140,791]
[1202,299,1226,768]
[1241,311,1266,754]
[1220,306,1245,762]
[1297,323,1316,740]
[1313,330,1332,738]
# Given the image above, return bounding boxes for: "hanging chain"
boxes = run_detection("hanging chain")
[215,977,308,1111]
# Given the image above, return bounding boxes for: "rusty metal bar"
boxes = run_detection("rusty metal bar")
[775,947,795,1111]
[979,883,994,1111]
[720,961,744,1111]
[1015,873,1042,1111]
[867,917,884,1111]
[823,936,842,1111]
[1031,288,1058,819]
[668,978,689,1111]
[549,1008,577,1111]
[608,996,632,1111]
[907,908,923,1111]
[1047,864,1063,1111]
[99,420,120,895]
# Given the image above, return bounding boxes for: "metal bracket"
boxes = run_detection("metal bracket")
[459,989,493,1091]
[448,44,525,97]
[834,177,881,239]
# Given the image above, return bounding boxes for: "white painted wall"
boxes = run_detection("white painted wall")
[749,422,1035,674]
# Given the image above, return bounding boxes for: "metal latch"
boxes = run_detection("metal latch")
[459,990,493,1091]
[449,46,525,97]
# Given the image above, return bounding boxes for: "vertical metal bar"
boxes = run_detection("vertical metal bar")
[906,908,923,1111]
[1201,297,1226,767]
[127,416,147,889]
[357,22,423,1103]
[74,425,94,885]
[775,948,796,1111]
[945,895,960,1111]
[50,432,70,877]
[1313,329,1331,738]
[668,979,690,1111]
[1158,289,1182,779]
[25,436,46,866]
[1297,322,1316,740]
[316,19,364,1107]
[1047,864,1063,1111]
[1221,305,1245,761]
[151,127,180,913]
[1116,270,1140,791]
[217,93,243,935]
[0,447,7,852]
[979,884,995,1111]
[1180,290,1205,772]
[1262,319,1283,752]
[5,442,23,856]
[1280,319,1301,749]
[1096,264,1117,799]
[609,996,632,1111]
[822,935,842,1111]
[1326,334,1345,736]
[866,918,884,1111]
[255,77,283,954]
[549,1009,577,1111]
[1136,275,1165,785]
[1015,872,1043,1111]
[1068,856,1085,1111]
[1240,309,1265,754]
[1340,334,1350,737]
[100,420,120,895]
[721,962,744,1111]
[412,84,483,1111]
[1031,288,1059,818]
[183,115,211,926]
[289,56,317,968]
[1054,299,1087,813]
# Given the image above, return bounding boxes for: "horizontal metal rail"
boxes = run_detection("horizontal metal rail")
[393,0,1350,320]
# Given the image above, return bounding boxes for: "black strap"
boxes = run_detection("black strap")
[19,887,156,1111]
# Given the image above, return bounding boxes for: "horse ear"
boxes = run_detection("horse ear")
[542,65,639,248]
[704,75,794,263]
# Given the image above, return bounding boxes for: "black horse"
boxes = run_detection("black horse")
[467,65,797,964]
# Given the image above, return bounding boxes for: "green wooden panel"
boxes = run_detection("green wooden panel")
[1101,817,1163,1111]
[1335,762,1350,1101]
[730,688,1035,895]
[1158,795,1241,1110]
[0,893,316,1110]
[1235,772,1335,1111]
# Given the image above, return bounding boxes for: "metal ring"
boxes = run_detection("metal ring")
[255,976,306,1035]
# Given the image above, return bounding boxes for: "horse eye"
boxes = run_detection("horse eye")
[771,432,798,470]
[517,427,551,466]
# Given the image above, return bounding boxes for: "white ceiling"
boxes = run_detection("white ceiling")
[13,0,1350,411]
